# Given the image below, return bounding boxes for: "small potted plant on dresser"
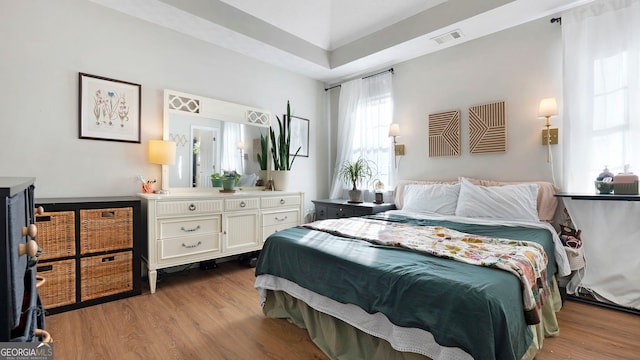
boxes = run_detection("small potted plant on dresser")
[337,157,375,203]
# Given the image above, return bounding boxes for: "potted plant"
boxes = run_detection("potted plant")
[338,157,375,203]
[210,173,223,187]
[221,171,241,191]
[269,100,301,190]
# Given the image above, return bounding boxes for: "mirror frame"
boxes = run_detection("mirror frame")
[162,89,271,190]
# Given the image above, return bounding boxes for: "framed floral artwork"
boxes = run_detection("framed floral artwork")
[79,72,141,143]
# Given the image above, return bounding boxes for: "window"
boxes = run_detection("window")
[329,72,394,199]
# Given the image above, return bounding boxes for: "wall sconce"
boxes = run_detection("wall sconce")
[538,97,558,163]
[148,139,176,194]
[388,123,405,168]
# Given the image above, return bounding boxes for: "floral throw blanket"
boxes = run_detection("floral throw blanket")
[303,217,549,324]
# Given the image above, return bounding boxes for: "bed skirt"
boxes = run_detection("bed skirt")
[259,276,562,360]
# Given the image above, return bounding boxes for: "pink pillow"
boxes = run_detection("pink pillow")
[460,177,558,222]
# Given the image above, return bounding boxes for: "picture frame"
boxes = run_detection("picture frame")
[289,115,309,157]
[79,72,141,143]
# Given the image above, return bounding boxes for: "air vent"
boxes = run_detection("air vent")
[431,29,464,45]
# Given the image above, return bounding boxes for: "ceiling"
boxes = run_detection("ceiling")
[90,0,592,84]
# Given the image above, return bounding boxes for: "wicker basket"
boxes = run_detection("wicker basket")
[80,250,133,301]
[36,211,76,260]
[565,246,585,271]
[37,259,76,309]
[80,207,133,254]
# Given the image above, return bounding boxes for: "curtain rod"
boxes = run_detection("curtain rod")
[324,68,394,91]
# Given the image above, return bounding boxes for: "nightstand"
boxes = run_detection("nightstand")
[312,199,396,220]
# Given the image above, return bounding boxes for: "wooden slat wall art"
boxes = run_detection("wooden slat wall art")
[428,110,461,157]
[468,101,507,154]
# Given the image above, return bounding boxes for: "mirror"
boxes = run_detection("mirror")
[163,90,271,189]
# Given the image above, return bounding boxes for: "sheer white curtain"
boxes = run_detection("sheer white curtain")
[329,72,394,199]
[562,0,640,192]
[562,0,640,310]
[220,122,243,173]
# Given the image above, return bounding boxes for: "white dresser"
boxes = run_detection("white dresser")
[139,190,303,293]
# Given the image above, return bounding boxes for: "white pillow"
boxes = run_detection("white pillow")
[402,183,460,215]
[455,178,539,221]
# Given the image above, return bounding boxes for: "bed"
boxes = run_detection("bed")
[255,177,570,360]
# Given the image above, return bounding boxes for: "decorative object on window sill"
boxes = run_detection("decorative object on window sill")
[388,123,404,168]
[148,140,176,194]
[538,97,558,163]
[373,179,385,204]
[469,100,507,154]
[79,72,141,143]
[612,165,639,195]
[594,166,614,194]
[428,110,460,157]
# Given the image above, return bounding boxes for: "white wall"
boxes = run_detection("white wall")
[391,18,563,184]
[0,0,326,214]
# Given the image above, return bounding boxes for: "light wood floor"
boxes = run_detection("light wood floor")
[47,261,640,360]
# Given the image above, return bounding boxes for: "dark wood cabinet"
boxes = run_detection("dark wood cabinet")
[34,197,142,314]
[312,199,395,220]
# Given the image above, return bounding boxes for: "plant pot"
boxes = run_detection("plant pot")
[348,190,364,203]
[211,178,223,187]
[270,170,290,191]
[221,178,236,191]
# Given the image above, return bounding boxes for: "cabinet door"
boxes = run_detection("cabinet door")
[223,211,259,255]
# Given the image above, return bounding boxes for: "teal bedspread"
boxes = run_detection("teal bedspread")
[255,214,558,360]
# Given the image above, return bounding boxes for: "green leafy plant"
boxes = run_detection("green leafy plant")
[256,132,268,171]
[270,100,301,171]
[337,158,375,191]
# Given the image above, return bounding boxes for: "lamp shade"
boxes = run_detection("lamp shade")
[148,140,176,165]
[388,123,400,137]
[538,98,558,118]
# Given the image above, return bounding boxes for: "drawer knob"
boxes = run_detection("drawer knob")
[34,206,45,215]
[22,224,38,238]
[188,204,197,211]
[180,225,201,233]
[280,199,285,205]
[274,216,288,222]
[18,240,38,257]
[182,241,202,249]
[240,201,246,208]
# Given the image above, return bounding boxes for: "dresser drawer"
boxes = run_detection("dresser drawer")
[158,216,220,239]
[262,210,299,227]
[261,195,301,209]
[262,223,296,242]
[159,234,221,260]
[156,200,223,217]
[225,198,259,211]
